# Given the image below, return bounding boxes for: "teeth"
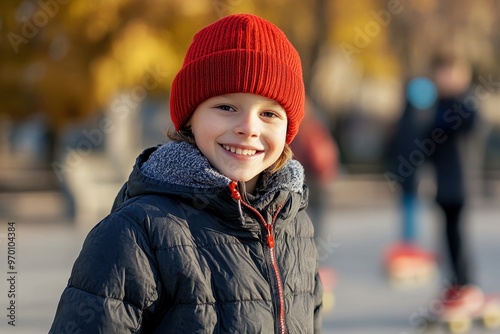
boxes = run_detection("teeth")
[223,145,257,156]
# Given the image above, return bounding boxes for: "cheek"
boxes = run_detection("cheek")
[194,127,215,151]
[272,125,288,148]
[192,117,216,140]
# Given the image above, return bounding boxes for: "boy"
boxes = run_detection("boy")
[50,13,322,333]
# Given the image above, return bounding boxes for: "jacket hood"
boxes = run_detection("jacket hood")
[141,141,232,189]
[114,141,307,224]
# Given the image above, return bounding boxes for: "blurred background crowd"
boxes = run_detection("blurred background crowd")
[1,0,500,224]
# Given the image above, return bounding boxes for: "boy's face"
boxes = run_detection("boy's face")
[189,93,287,191]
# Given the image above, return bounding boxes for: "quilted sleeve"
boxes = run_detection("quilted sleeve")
[49,208,159,334]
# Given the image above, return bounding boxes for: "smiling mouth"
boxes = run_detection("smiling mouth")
[222,144,258,156]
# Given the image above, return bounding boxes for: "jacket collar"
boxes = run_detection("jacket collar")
[141,141,304,196]
[123,142,307,226]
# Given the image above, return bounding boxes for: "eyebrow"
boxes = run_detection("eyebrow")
[260,100,285,112]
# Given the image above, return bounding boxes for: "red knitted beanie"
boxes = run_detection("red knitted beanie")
[170,13,305,144]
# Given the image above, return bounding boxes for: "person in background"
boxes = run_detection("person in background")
[291,99,338,235]
[429,53,483,314]
[383,77,437,288]
[291,100,339,311]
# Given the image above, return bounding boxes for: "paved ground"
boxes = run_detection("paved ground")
[0,186,499,334]
[321,200,500,334]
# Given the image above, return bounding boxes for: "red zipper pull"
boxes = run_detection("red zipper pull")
[229,181,241,200]
[266,224,275,248]
[229,181,244,223]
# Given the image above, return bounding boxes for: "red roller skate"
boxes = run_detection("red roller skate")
[383,242,437,289]
[432,285,500,333]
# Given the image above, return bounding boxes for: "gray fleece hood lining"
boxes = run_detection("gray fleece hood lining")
[140,141,304,198]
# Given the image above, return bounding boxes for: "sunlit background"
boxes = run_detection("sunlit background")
[1,0,500,333]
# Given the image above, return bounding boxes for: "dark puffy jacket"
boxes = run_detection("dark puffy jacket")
[50,142,322,333]
[431,95,477,205]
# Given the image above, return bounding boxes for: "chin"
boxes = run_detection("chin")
[227,173,258,183]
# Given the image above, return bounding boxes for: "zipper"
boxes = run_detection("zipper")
[229,181,287,334]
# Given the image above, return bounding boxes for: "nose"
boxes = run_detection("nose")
[233,111,260,137]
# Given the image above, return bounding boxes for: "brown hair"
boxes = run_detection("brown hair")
[167,127,293,173]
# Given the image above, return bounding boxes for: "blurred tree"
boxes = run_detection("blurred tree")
[0,0,213,127]
[329,0,400,79]
[0,0,222,162]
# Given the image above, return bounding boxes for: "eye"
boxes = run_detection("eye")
[261,110,286,120]
[216,104,236,112]
[261,111,278,118]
